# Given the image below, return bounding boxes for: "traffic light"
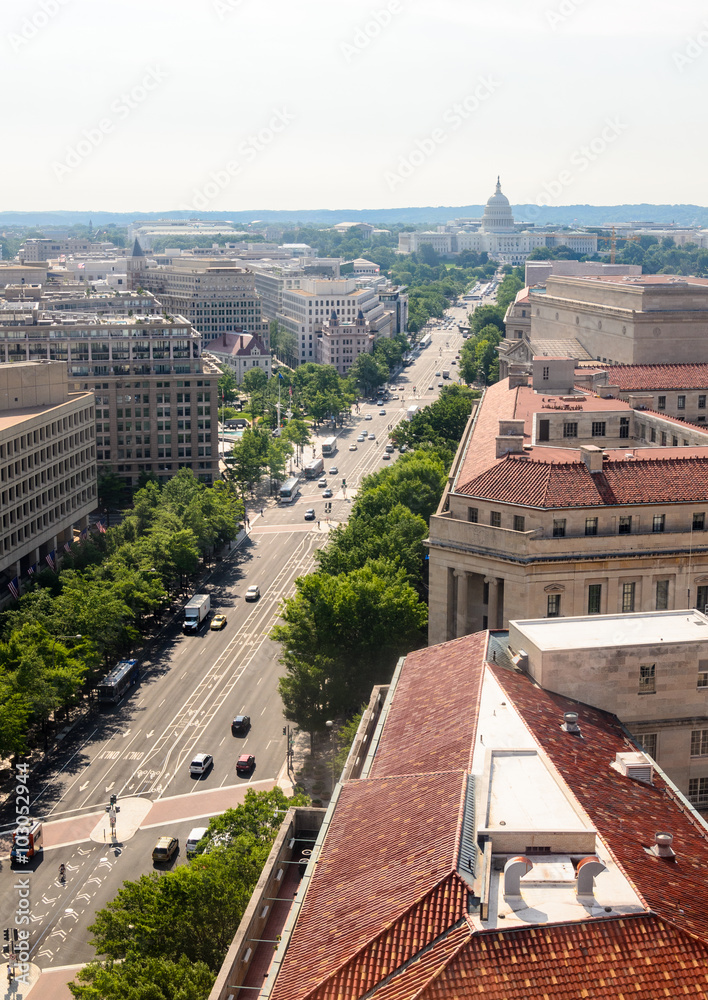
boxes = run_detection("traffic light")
[3,930,9,943]
[283,727,287,736]
[342,478,346,488]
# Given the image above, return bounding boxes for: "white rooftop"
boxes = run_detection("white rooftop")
[510,610,708,651]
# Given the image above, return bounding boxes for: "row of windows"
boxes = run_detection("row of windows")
[470,507,705,536]
[657,394,706,410]
[0,485,96,551]
[547,579,672,617]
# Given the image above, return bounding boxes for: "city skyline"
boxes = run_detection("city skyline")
[3,0,708,213]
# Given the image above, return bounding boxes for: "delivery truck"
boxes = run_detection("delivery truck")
[183,593,211,634]
[11,820,43,863]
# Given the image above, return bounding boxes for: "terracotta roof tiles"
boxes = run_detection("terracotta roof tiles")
[604,363,708,391]
[458,454,708,508]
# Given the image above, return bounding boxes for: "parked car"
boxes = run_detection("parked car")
[237,753,256,775]
[210,614,227,630]
[382,453,391,461]
[245,585,260,601]
[231,714,251,735]
[190,753,213,776]
[186,827,208,855]
[385,444,395,453]
[368,433,376,440]
[152,836,179,863]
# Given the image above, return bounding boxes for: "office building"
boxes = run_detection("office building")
[207,332,271,384]
[315,310,374,375]
[0,361,96,590]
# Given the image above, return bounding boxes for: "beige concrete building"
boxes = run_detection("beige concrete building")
[0,361,96,589]
[128,246,268,348]
[0,310,219,485]
[508,610,708,807]
[19,238,115,263]
[428,357,708,646]
[528,274,708,365]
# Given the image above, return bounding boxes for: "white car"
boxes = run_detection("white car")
[329,466,338,474]
[365,414,373,421]
[190,753,213,776]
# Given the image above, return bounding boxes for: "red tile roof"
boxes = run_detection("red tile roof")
[270,772,470,1000]
[371,915,708,999]
[601,363,708,391]
[370,633,486,779]
[490,662,708,941]
[458,455,708,508]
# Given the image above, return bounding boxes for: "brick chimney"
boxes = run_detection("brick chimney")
[580,444,604,473]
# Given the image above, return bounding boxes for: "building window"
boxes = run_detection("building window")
[656,579,669,610]
[698,660,708,689]
[638,663,655,694]
[563,422,577,438]
[678,395,686,410]
[591,421,606,437]
[637,732,657,758]
[650,428,656,442]
[690,729,708,756]
[538,419,550,442]
[652,514,665,533]
[513,515,525,532]
[543,366,549,380]
[588,584,602,614]
[699,395,706,409]
[694,513,705,531]
[618,515,632,534]
[688,777,708,806]
[622,582,636,612]
[547,593,561,617]
[698,585,708,614]
[657,395,666,410]
[490,511,501,527]
[661,432,667,446]
[619,417,629,439]
[585,517,598,536]
[553,518,566,538]
[467,507,478,523]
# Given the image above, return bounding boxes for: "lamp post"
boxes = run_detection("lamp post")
[325,720,336,796]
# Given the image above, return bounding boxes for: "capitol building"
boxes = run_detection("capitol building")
[398,178,597,262]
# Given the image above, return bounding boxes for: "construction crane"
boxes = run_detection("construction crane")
[597,226,642,263]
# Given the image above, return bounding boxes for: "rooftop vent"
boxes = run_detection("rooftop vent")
[651,831,675,858]
[576,855,607,894]
[511,649,529,671]
[503,855,533,896]
[562,711,581,734]
[614,751,654,784]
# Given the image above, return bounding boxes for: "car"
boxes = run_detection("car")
[322,488,333,498]
[152,836,179,863]
[368,433,375,440]
[245,585,260,601]
[376,400,383,406]
[349,443,357,451]
[379,409,386,416]
[357,433,366,442]
[382,453,391,461]
[435,372,441,377]
[329,466,338,474]
[438,381,444,387]
[304,508,316,520]
[210,613,227,630]
[385,444,395,453]
[186,827,209,855]
[237,753,256,775]
[190,753,213,776]
[317,478,327,488]
[365,414,372,420]
[231,714,251,735]
[428,385,434,390]
[400,444,408,453]
[451,360,457,365]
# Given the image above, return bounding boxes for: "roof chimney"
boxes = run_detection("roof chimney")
[496,419,525,458]
[561,711,581,734]
[580,445,604,474]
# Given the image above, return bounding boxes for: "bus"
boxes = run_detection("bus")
[321,436,337,457]
[98,659,140,705]
[419,333,432,349]
[279,476,301,504]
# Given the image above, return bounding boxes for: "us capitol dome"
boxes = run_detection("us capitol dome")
[481,177,516,232]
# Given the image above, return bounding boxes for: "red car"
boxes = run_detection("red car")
[236,753,256,775]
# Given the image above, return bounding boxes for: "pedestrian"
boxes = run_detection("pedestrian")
[261,507,264,516]
[317,519,320,529]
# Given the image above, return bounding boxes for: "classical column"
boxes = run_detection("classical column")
[454,570,469,638]
[485,576,499,630]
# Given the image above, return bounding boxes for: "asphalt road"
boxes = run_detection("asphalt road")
[0,314,466,984]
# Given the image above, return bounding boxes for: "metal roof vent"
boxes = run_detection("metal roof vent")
[650,831,675,859]
[561,711,581,734]
[614,751,654,784]
[511,649,528,672]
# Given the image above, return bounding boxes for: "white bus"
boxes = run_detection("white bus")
[419,333,432,349]
[321,436,337,457]
[279,476,301,504]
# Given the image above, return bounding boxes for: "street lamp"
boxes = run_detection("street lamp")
[325,720,336,796]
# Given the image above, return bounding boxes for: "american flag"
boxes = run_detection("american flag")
[27,564,35,576]
[45,551,56,571]
[64,542,71,553]
[7,578,19,600]
[97,520,106,534]
[81,527,88,540]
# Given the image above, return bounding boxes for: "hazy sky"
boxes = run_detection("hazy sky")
[2,0,706,212]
